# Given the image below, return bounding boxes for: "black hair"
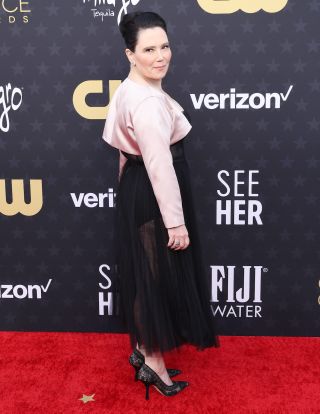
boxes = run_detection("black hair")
[119,11,167,52]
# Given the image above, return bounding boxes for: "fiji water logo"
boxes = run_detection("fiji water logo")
[82,0,141,24]
[210,265,268,318]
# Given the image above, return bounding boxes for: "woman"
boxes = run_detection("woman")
[102,11,220,400]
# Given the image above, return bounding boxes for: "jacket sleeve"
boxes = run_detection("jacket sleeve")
[119,150,128,182]
[132,96,185,229]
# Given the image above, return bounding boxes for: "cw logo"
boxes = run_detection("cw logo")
[0,179,43,216]
[73,80,121,120]
[197,0,288,14]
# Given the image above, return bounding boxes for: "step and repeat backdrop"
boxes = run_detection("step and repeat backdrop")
[1,0,319,338]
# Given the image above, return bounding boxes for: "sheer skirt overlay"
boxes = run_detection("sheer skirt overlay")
[114,138,220,355]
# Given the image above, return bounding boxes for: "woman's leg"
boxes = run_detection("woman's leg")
[133,264,173,385]
[136,343,173,386]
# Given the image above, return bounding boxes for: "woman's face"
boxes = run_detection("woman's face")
[127,26,172,81]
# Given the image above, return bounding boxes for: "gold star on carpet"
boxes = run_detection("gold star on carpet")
[79,393,95,403]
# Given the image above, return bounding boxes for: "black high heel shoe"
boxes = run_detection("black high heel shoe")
[136,362,189,400]
[129,348,182,381]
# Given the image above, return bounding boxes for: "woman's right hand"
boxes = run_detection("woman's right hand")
[167,224,190,250]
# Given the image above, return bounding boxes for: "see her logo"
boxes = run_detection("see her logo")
[197,0,288,14]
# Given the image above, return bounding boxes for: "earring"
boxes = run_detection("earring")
[131,61,136,66]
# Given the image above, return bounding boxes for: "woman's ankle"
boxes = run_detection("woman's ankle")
[136,343,162,359]
[136,343,147,357]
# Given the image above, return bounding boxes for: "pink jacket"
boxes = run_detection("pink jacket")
[102,76,192,229]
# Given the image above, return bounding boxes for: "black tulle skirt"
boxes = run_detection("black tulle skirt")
[114,138,220,355]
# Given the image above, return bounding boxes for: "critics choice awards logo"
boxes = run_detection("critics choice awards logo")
[0,0,31,24]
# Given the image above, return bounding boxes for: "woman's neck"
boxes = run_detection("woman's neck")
[128,71,163,92]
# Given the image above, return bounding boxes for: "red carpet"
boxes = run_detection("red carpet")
[0,332,319,413]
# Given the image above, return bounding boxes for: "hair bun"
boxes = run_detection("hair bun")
[118,11,167,52]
